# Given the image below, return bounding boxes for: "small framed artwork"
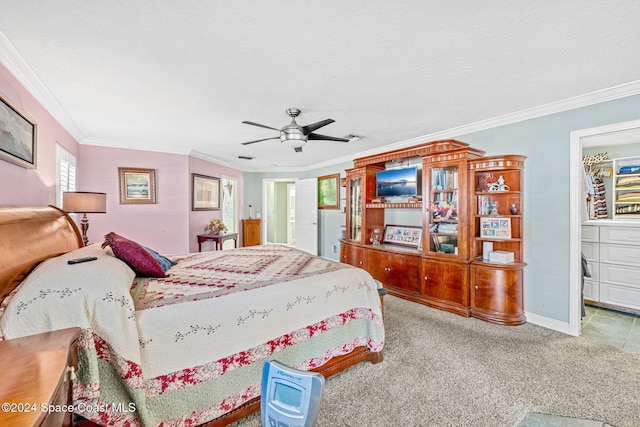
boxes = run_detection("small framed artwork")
[192,173,220,211]
[0,91,37,169]
[318,173,340,209]
[383,224,423,248]
[119,167,156,204]
[480,217,511,239]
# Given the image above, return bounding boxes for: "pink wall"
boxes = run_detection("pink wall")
[78,145,191,253]
[1,61,244,254]
[78,147,244,255]
[188,156,244,253]
[0,62,79,204]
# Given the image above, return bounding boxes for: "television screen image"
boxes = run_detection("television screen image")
[376,167,418,197]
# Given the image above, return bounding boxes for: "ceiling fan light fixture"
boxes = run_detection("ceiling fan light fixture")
[240,108,346,153]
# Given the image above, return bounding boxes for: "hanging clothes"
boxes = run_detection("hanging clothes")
[591,176,608,219]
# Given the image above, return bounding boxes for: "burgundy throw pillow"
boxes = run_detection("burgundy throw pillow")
[102,232,166,277]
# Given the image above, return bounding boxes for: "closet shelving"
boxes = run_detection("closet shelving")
[613,156,640,219]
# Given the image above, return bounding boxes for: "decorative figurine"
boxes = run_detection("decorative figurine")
[478,172,493,192]
[370,228,382,245]
[489,201,499,216]
[488,175,510,192]
[510,203,519,215]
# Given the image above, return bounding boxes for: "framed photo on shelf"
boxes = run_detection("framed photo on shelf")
[480,217,511,239]
[118,167,156,204]
[383,224,423,248]
[192,173,220,211]
[0,91,37,169]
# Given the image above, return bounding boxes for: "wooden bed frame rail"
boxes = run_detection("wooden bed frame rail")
[202,347,383,426]
[0,205,383,427]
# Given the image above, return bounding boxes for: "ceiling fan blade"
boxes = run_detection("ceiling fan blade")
[241,136,280,145]
[294,146,303,153]
[307,132,350,142]
[242,121,280,131]
[301,119,335,135]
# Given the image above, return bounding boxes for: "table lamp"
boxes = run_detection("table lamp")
[62,191,107,246]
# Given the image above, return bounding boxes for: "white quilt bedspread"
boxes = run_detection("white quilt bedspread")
[0,243,385,426]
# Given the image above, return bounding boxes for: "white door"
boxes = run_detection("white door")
[295,178,318,255]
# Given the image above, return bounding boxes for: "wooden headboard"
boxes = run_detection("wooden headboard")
[0,206,83,303]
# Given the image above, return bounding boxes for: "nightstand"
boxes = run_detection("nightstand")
[0,327,81,427]
[242,219,261,246]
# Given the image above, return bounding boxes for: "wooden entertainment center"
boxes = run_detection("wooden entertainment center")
[340,139,527,325]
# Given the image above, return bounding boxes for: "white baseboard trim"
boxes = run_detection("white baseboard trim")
[525,311,577,336]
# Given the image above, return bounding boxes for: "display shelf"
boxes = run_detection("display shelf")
[365,203,422,209]
[612,156,640,218]
[469,155,526,325]
[341,140,526,325]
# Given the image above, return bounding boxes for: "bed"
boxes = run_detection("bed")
[0,206,384,426]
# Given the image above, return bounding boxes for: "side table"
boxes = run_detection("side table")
[0,327,81,427]
[197,233,239,252]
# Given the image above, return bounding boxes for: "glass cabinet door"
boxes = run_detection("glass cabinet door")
[428,165,459,255]
[349,177,362,241]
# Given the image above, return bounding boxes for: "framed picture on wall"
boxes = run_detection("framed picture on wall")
[318,173,340,209]
[0,91,37,169]
[192,173,220,210]
[119,167,157,204]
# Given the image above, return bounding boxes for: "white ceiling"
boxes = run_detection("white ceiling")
[1,1,640,171]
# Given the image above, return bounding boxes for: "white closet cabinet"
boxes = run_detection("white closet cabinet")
[582,222,640,312]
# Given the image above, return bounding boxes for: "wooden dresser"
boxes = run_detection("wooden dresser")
[0,328,81,427]
[242,219,261,246]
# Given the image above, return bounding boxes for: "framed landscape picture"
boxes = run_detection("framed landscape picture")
[318,173,340,209]
[192,173,220,210]
[0,91,37,169]
[119,167,156,204]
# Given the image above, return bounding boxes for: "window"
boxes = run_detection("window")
[56,144,76,208]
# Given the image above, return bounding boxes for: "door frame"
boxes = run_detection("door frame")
[262,178,297,245]
[569,117,640,336]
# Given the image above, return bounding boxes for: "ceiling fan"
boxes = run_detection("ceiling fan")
[240,108,349,152]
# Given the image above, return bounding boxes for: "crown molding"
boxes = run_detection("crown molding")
[0,30,85,143]
[3,27,640,173]
[248,80,640,173]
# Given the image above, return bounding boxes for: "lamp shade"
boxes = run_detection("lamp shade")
[63,192,107,213]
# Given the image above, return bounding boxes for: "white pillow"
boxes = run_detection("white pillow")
[1,243,137,345]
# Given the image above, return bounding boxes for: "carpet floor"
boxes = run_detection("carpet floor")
[230,295,640,427]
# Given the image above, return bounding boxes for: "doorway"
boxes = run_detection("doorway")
[570,118,640,336]
[263,179,296,246]
[262,178,318,255]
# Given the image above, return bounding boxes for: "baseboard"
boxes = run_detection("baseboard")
[524,311,577,336]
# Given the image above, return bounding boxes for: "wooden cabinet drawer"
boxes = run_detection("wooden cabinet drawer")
[581,224,599,242]
[582,242,599,262]
[422,258,469,311]
[600,243,640,266]
[471,263,524,325]
[600,283,640,311]
[600,226,640,246]
[600,262,640,288]
[346,244,366,269]
[367,249,419,293]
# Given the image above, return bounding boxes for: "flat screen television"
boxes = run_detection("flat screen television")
[376,166,419,197]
